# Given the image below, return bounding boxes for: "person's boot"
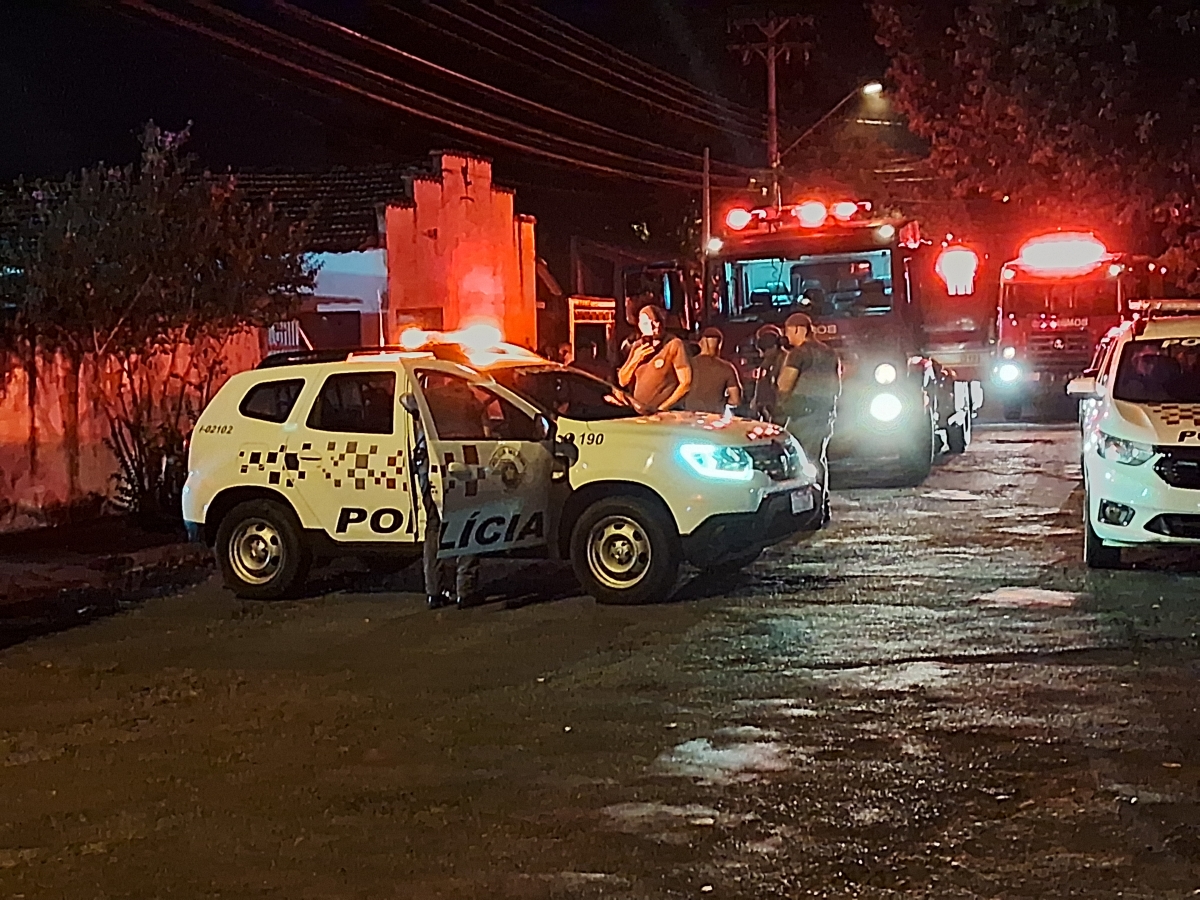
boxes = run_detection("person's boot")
[427,592,452,610]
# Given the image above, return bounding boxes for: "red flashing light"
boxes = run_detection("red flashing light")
[795,201,828,228]
[725,207,753,231]
[1016,232,1108,275]
[935,245,979,296]
[832,201,858,221]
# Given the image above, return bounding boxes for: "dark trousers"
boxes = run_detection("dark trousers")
[422,493,479,600]
[787,413,833,498]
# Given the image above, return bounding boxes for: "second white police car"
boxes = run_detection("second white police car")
[1069,301,1200,567]
[183,335,823,604]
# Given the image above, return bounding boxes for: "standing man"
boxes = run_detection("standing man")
[776,312,841,500]
[684,327,742,414]
[751,324,786,421]
[617,305,692,411]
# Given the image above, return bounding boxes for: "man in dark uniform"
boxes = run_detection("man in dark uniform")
[617,305,692,411]
[684,326,742,414]
[751,324,786,421]
[776,312,841,500]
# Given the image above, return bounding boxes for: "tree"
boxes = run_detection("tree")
[0,123,316,523]
[872,0,1200,290]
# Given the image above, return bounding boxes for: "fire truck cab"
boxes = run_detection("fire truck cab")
[991,232,1129,419]
[705,200,977,485]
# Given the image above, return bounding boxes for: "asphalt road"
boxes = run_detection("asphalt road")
[2,426,1199,899]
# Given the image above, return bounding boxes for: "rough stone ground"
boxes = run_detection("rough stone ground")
[1,426,1198,899]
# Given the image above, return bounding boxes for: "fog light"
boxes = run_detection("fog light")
[1001,346,1016,359]
[869,392,903,422]
[874,363,897,385]
[997,363,1021,383]
[1098,500,1135,527]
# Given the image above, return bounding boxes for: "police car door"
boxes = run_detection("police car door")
[295,365,418,544]
[406,362,554,558]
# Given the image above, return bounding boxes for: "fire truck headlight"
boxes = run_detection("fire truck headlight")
[997,363,1021,384]
[873,363,897,385]
[679,443,755,482]
[869,393,903,422]
[1001,346,1017,360]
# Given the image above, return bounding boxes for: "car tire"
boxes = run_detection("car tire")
[896,411,935,486]
[216,499,311,599]
[1084,509,1122,569]
[571,495,680,605]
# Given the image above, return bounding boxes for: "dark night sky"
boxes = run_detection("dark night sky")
[0,0,886,180]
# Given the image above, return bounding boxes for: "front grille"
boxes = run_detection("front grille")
[1026,332,1093,365]
[1154,446,1200,489]
[1145,514,1200,538]
[746,440,801,481]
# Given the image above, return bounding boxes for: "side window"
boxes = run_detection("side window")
[239,379,305,423]
[420,372,539,441]
[307,372,396,434]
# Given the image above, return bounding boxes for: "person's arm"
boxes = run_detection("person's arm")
[776,363,799,407]
[726,367,743,408]
[657,340,693,411]
[617,341,651,388]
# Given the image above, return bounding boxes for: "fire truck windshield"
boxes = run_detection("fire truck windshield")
[1002,281,1118,317]
[721,249,893,320]
[1112,340,1200,403]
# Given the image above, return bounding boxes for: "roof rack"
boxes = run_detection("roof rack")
[257,349,358,369]
[1127,298,1200,316]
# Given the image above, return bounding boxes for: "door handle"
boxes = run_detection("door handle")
[446,462,475,479]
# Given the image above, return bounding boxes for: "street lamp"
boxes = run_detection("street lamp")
[779,81,885,162]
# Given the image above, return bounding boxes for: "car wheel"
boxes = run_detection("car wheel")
[571,495,680,605]
[216,499,311,599]
[1084,508,1121,569]
[896,412,934,486]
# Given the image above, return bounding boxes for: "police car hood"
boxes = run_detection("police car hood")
[1105,399,1200,446]
[583,411,789,446]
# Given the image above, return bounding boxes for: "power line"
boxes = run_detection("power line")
[385,1,761,141]
[188,0,747,185]
[274,0,752,177]
[503,1,762,125]
[119,0,714,189]
[447,0,762,135]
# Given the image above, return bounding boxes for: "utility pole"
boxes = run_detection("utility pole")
[729,8,813,204]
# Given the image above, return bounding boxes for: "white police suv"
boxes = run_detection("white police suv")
[183,337,823,604]
[1068,301,1200,567]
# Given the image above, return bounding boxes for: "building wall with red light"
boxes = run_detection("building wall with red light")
[385,153,537,349]
[0,333,261,532]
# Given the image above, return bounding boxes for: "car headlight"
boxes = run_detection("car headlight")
[679,443,754,482]
[997,363,1021,383]
[1097,433,1154,466]
[869,392,903,422]
[1001,346,1017,360]
[873,363,897,385]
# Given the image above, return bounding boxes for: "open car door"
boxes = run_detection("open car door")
[404,361,556,559]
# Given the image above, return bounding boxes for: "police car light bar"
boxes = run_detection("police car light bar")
[1128,299,1200,316]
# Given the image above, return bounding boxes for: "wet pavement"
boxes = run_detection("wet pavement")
[2,425,1199,898]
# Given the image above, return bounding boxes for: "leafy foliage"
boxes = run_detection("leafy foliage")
[0,123,316,523]
[872,0,1200,290]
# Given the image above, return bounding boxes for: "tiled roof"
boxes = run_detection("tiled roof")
[230,165,419,253]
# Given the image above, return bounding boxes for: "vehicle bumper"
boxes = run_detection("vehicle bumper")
[185,520,204,543]
[1086,453,1200,546]
[681,484,823,566]
[990,365,1082,399]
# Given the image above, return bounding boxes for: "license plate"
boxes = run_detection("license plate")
[791,490,815,514]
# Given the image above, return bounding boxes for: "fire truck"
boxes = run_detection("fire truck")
[704,199,980,485]
[989,232,1132,419]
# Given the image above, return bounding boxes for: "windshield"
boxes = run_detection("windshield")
[490,365,647,421]
[723,249,893,319]
[1112,339,1200,403]
[1002,280,1118,317]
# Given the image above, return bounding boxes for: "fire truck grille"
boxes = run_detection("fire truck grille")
[1026,332,1093,365]
[1154,447,1200,489]
[746,440,801,481]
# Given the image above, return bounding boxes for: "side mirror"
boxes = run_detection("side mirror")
[400,393,420,415]
[1066,376,1097,399]
[535,414,555,443]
